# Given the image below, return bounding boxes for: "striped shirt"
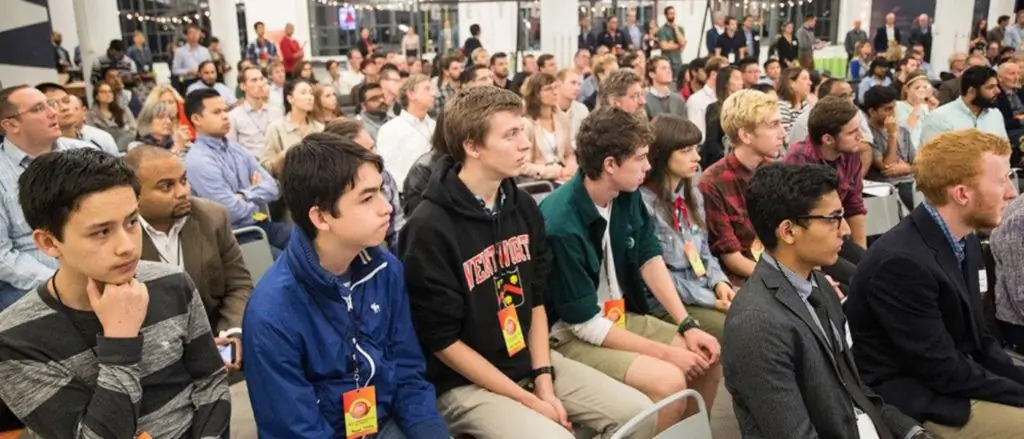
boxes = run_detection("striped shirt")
[0,261,230,438]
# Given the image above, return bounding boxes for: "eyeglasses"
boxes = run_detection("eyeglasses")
[795,212,845,228]
[1,100,58,120]
[619,92,645,102]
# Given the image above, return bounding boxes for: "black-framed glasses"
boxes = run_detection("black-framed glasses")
[795,212,845,228]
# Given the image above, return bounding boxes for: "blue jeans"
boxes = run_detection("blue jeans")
[375,420,407,439]
[236,221,292,259]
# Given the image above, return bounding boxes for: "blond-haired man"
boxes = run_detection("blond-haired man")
[376,74,436,190]
[699,89,787,285]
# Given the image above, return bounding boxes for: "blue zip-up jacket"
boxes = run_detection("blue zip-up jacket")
[243,228,449,439]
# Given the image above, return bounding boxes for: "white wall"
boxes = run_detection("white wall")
[836,0,873,48]
[0,0,57,86]
[243,0,312,58]
[990,0,1016,31]
[540,0,575,71]
[49,0,78,54]
[932,0,975,70]
[457,1,518,55]
[661,0,713,61]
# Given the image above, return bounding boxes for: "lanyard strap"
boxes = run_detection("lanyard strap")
[673,197,692,233]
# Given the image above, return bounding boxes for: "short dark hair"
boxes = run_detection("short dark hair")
[358,82,382,105]
[184,88,221,123]
[752,83,776,94]
[470,24,481,36]
[538,54,556,69]
[807,95,859,146]
[326,60,339,71]
[576,107,655,180]
[19,148,139,241]
[804,13,816,21]
[862,85,899,112]
[746,162,840,250]
[442,86,524,162]
[101,65,120,80]
[281,132,384,238]
[960,65,997,95]
[323,117,365,139]
[196,60,215,74]
[108,39,125,53]
[725,16,737,26]
[999,15,1011,25]
[254,21,264,31]
[347,48,362,59]
[459,65,489,85]
[0,85,30,121]
[371,53,386,62]
[664,5,674,15]
[817,78,842,98]
[283,78,311,113]
[35,82,67,95]
[490,52,508,66]
[763,58,780,70]
[738,57,759,73]
[441,54,463,71]
[209,37,220,45]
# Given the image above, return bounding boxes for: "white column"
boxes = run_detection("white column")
[837,0,873,50]
[932,0,973,73]
[540,0,576,70]
[457,2,518,55]
[244,0,311,55]
[990,0,1015,30]
[49,0,78,55]
[210,0,241,89]
[73,0,120,94]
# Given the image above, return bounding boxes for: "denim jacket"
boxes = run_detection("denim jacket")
[639,185,729,311]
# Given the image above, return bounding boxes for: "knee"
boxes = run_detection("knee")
[653,372,688,401]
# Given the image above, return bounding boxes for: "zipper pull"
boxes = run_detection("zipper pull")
[342,295,353,311]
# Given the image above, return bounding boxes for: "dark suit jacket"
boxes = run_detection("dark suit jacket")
[996,87,1024,131]
[723,261,920,439]
[937,77,961,106]
[846,206,1024,426]
[579,31,597,53]
[909,27,933,62]
[706,28,723,54]
[141,197,254,334]
[598,30,630,52]
[874,26,902,53]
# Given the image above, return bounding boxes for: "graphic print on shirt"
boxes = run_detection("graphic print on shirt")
[462,234,533,307]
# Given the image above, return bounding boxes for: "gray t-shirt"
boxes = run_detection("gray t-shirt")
[867,125,915,184]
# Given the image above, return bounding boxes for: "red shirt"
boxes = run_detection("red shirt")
[698,152,761,284]
[782,139,867,217]
[279,36,303,73]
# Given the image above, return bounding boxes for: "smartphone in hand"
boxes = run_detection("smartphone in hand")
[218,343,236,365]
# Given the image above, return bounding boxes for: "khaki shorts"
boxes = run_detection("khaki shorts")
[550,313,678,382]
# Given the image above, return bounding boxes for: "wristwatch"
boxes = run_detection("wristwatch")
[677,316,702,336]
[532,365,556,382]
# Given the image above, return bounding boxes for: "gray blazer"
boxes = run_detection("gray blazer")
[722,260,921,439]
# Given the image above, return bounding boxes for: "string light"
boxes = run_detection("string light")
[310,0,417,11]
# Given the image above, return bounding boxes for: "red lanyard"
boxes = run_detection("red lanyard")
[673,197,692,233]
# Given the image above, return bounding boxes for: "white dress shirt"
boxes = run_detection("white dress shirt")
[686,86,717,143]
[140,216,188,268]
[228,100,285,157]
[376,110,435,191]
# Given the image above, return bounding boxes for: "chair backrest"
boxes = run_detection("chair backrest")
[233,226,275,285]
[863,182,902,236]
[610,389,712,439]
[518,181,556,205]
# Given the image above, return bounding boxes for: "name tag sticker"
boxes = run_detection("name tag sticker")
[979,269,988,293]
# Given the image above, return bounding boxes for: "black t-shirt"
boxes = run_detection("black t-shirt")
[716,32,747,62]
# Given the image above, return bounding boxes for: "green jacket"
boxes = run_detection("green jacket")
[539,173,663,324]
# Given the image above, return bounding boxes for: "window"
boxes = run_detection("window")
[309,1,442,57]
[118,0,246,63]
[723,0,842,44]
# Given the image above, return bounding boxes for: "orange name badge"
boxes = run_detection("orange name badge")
[683,242,706,277]
[603,299,627,328]
[750,239,765,262]
[136,434,152,439]
[252,211,268,222]
[498,306,526,357]
[343,386,379,439]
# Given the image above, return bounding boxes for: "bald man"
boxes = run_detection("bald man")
[845,20,868,69]
[996,61,1024,164]
[874,13,902,52]
[909,14,933,63]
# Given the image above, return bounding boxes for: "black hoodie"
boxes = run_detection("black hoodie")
[398,156,552,395]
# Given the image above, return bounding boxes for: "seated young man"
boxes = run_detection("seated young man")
[242,133,448,439]
[783,96,869,291]
[540,107,722,434]
[399,86,654,438]
[0,148,230,438]
[862,85,916,209]
[699,89,787,286]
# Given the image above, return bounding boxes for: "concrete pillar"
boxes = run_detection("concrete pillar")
[73,0,121,95]
[990,0,1016,32]
[210,0,241,89]
[49,0,79,56]
[932,0,974,72]
[540,0,577,70]
[1,0,58,86]
[457,2,518,55]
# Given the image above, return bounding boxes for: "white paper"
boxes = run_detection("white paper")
[979,269,988,294]
[862,181,893,197]
[855,412,881,439]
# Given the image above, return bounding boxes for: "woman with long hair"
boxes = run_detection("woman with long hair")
[773,22,799,68]
[262,79,324,175]
[640,114,735,339]
[848,41,874,80]
[312,83,340,123]
[970,18,989,48]
[521,72,577,181]
[294,61,317,83]
[778,67,812,149]
[895,71,938,151]
[402,25,420,58]
[87,81,137,145]
[701,66,744,168]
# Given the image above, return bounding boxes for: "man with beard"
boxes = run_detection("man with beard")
[847,129,1024,437]
[125,145,252,370]
[921,66,1007,143]
[657,6,686,79]
[490,52,513,91]
[187,60,238,106]
[355,82,391,142]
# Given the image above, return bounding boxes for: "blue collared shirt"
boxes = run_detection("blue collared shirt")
[857,76,893,103]
[0,138,97,309]
[744,28,756,55]
[186,81,238,106]
[923,201,966,264]
[920,97,1008,144]
[171,44,211,76]
[184,135,279,228]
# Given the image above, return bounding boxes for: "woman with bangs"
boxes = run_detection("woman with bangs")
[521,72,577,182]
[640,114,736,339]
[895,71,938,150]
